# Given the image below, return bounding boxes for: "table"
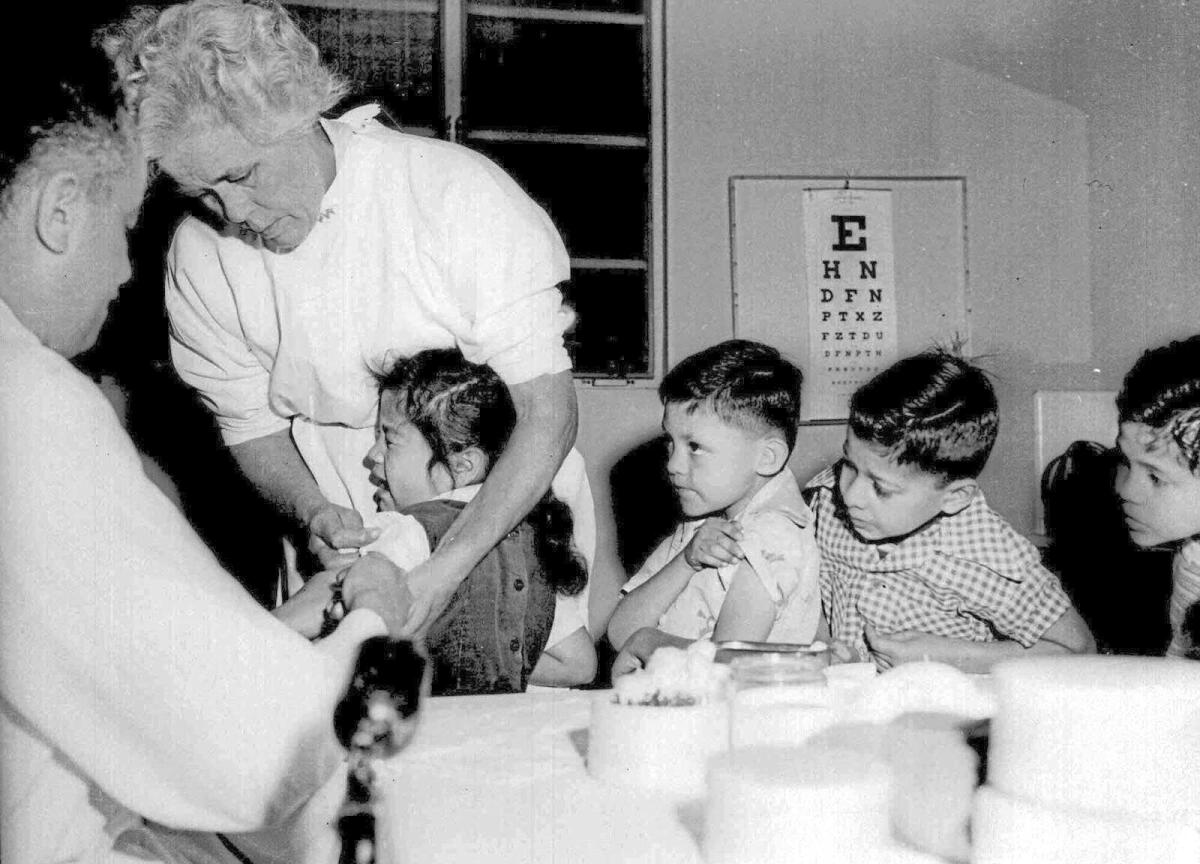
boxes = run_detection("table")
[377,689,704,864]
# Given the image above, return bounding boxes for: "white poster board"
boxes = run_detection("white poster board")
[731,177,969,422]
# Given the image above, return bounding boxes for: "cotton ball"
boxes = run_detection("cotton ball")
[847,661,996,724]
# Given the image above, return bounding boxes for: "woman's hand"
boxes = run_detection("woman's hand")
[340,552,414,638]
[307,502,380,570]
[683,518,744,571]
[272,568,341,639]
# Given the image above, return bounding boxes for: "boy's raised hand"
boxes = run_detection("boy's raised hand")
[683,518,745,571]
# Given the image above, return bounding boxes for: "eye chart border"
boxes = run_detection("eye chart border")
[729,175,970,424]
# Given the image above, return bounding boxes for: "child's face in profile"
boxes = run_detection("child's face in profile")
[366,392,450,512]
[1115,421,1200,547]
[837,431,958,542]
[662,402,772,519]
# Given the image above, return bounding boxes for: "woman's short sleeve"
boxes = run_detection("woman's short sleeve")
[438,162,573,386]
[165,221,289,445]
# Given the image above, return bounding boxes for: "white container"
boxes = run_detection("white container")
[588,694,729,798]
[973,784,1200,864]
[730,683,838,749]
[704,745,893,864]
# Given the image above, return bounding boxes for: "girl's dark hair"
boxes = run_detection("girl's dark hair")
[376,349,586,596]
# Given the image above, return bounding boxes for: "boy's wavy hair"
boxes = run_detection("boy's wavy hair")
[659,339,803,452]
[849,348,998,483]
[1117,335,1200,474]
[376,349,586,597]
[100,0,348,162]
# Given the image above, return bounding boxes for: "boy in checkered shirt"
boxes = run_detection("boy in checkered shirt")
[807,349,1095,672]
[1114,335,1200,660]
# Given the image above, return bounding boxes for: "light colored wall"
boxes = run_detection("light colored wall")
[1082,17,1200,385]
[579,0,1196,634]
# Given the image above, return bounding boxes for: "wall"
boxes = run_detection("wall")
[579,0,1197,633]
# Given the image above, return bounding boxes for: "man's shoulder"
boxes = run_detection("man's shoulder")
[0,341,122,463]
[0,338,100,412]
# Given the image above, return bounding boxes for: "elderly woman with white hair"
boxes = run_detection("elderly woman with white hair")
[104,0,595,679]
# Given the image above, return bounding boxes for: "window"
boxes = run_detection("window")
[287,0,664,379]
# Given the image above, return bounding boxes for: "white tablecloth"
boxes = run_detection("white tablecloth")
[377,689,704,864]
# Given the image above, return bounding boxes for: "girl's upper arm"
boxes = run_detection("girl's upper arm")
[712,561,777,643]
[532,626,597,686]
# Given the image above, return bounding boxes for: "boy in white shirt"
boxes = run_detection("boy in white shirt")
[607,340,822,675]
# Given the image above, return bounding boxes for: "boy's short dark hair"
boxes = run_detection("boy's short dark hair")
[1117,335,1200,473]
[849,349,998,481]
[659,339,803,451]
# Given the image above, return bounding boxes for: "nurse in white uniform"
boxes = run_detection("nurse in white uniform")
[107,0,595,645]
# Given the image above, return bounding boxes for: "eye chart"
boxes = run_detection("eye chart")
[730,176,968,422]
[801,188,898,419]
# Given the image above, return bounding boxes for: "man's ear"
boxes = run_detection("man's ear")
[939,478,978,516]
[35,171,85,254]
[447,446,488,487]
[755,434,791,477]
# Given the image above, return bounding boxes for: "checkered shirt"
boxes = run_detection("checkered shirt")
[806,466,1071,661]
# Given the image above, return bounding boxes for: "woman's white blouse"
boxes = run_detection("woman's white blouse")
[164,110,593,573]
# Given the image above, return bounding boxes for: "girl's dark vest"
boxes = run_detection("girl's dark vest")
[403,499,556,695]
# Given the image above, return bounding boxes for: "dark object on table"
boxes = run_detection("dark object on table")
[1040,440,1172,655]
[334,637,426,864]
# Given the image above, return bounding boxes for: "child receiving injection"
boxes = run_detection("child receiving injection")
[356,348,596,693]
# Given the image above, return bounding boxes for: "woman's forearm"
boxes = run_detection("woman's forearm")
[229,428,328,526]
[427,370,577,582]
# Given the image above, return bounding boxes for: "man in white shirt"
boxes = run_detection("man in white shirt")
[0,29,408,864]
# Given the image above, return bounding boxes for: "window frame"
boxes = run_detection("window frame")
[286,0,665,384]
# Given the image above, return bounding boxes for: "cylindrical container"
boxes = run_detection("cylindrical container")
[987,656,1200,822]
[588,694,729,798]
[704,745,893,864]
[730,684,837,750]
[822,660,879,705]
[727,652,837,749]
[972,784,1200,864]
[716,641,831,672]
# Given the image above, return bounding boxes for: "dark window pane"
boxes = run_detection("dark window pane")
[472,140,647,260]
[470,0,644,12]
[563,270,651,377]
[288,6,440,129]
[465,17,646,135]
